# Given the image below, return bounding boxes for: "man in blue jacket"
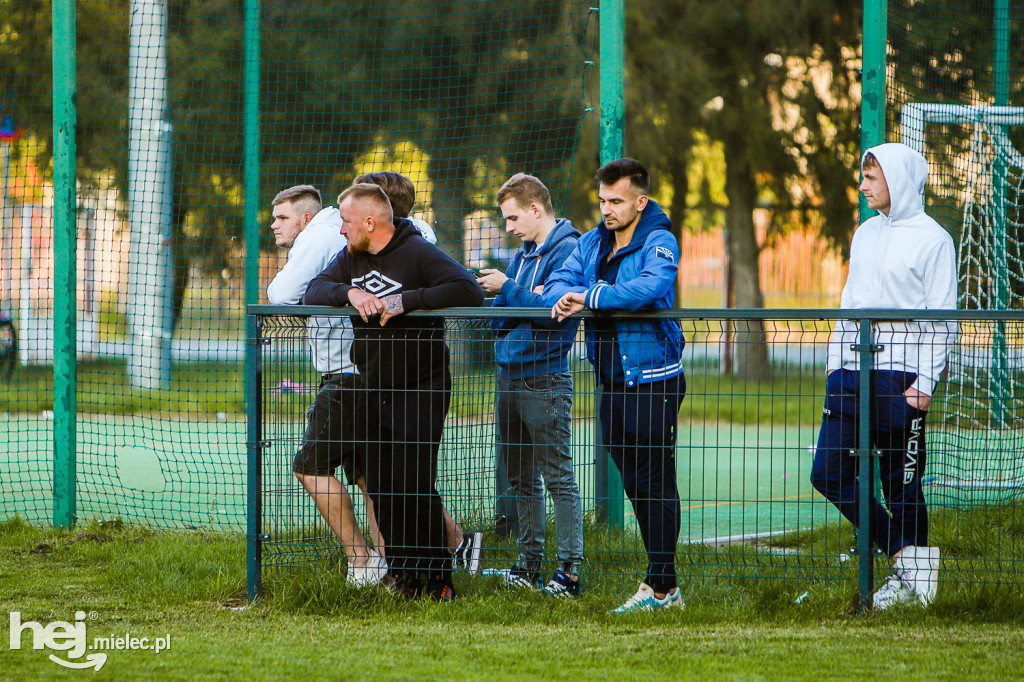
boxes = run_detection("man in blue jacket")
[547,158,686,613]
[477,173,585,597]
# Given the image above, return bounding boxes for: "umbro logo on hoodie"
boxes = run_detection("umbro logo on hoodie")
[353,270,402,297]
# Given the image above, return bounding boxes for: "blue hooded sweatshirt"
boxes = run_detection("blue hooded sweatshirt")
[543,200,684,387]
[491,218,582,380]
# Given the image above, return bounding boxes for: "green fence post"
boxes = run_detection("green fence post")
[246,315,263,601]
[992,0,1010,427]
[597,0,625,528]
[52,0,78,528]
[854,318,880,611]
[860,0,887,222]
[243,0,262,601]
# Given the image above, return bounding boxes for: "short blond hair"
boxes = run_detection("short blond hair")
[272,185,322,218]
[337,183,394,224]
[496,173,554,215]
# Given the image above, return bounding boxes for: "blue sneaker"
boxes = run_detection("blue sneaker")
[543,570,581,598]
[609,583,683,613]
[503,565,543,591]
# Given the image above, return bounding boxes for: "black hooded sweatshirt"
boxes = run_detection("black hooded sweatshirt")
[303,218,484,388]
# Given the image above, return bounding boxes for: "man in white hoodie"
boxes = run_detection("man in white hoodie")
[810,143,957,609]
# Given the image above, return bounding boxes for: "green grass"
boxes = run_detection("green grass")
[4,358,825,426]
[2,515,1023,680]
[0,359,244,414]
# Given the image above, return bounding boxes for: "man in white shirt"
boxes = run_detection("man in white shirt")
[810,143,958,609]
[268,184,388,587]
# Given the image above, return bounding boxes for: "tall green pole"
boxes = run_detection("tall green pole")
[992,0,1010,427]
[994,0,1010,106]
[855,320,879,611]
[596,0,625,529]
[243,0,262,600]
[52,0,78,528]
[600,0,624,163]
[860,0,887,222]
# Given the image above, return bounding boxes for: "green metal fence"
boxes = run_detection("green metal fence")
[868,0,1024,465]
[1,0,595,528]
[3,1,1024,607]
[248,306,1024,605]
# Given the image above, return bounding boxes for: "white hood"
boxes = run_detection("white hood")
[828,143,958,396]
[863,142,929,223]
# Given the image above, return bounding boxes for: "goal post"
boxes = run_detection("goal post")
[899,102,1024,500]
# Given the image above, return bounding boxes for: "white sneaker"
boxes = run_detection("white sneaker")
[347,551,389,588]
[872,573,916,610]
[453,531,483,574]
[609,583,684,614]
[873,545,940,609]
[896,545,940,606]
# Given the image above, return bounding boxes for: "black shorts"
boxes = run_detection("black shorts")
[292,373,363,483]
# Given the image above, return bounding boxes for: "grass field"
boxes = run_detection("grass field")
[2,517,1023,680]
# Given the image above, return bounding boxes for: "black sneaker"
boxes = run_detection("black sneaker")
[425,573,457,602]
[503,565,542,591]
[390,571,423,599]
[542,570,581,598]
[453,531,484,574]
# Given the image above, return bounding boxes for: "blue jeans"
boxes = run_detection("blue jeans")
[810,369,929,557]
[496,372,584,575]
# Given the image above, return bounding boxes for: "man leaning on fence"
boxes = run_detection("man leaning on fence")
[476,173,585,598]
[810,142,957,610]
[265,184,388,588]
[355,171,483,574]
[546,158,687,613]
[304,183,484,601]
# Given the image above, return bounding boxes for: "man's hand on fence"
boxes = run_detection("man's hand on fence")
[348,288,386,322]
[475,268,508,295]
[552,292,586,322]
[905,385,931,411]
[379,293,405,326]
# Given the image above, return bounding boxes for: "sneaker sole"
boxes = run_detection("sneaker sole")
[464,533,483,575]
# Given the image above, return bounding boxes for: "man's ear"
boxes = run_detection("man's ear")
[636,194,649,211]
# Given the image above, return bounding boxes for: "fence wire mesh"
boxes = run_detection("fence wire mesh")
[0,0,591,528]
[251,307,1024,597]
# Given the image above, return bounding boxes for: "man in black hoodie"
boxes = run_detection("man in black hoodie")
[304,183,484,600]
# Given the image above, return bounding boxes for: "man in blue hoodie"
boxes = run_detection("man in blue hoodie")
[477,173,585,597]
[547,158,686,613]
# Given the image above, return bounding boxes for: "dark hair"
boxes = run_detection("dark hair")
[353,171,416,218]
[337,183,394,223]
[861,152,879,171]
[496,173,554,215]
[595,158,650,194]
